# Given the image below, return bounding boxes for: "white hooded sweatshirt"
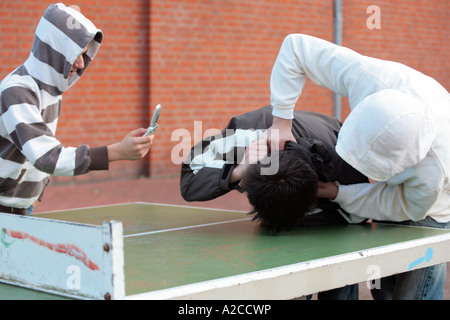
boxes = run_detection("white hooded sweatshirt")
[270,34,450,223]
[0,3,106,210]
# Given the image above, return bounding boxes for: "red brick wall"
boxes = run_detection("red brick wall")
[0,0,448,183]
[341,0,450,119]
[149,0,334,178]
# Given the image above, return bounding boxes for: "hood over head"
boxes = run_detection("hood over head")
[335,89,435,182]
[24,3,103,94]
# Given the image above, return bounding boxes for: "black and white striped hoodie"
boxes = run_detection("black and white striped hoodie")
[0,3,107,209]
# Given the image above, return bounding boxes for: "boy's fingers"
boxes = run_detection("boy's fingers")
[131,128,148,136]
[127,128,154,144]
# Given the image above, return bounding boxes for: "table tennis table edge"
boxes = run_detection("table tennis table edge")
[3,204,450,300]
[0,212,125,300]
[124,231,450,300]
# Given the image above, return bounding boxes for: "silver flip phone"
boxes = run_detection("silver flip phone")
[143,104,161,136]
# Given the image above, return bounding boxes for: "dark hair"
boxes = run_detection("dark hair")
[241,148,319,232]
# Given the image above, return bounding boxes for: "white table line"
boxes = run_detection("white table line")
[124,218,252,238]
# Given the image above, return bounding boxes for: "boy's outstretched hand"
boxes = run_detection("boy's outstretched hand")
[107,128,154,162]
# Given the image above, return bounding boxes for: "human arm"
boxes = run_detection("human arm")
[180,124,264,201]
[319,155,444,222]
[180,132,238,202]
[267,34,362,150]
[107,128,153,162]
[270,33,361,119]
[333,183,437,222]
[1,86,152,175]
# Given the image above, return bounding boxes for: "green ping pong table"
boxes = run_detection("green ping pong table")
[1,202,450,300]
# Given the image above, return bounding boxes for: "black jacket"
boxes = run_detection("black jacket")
[180,106,368,224]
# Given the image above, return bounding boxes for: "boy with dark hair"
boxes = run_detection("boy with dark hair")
[243,147,319,232]
[180,105,368,231]
[180,105,368,299]
[243,140,341,232]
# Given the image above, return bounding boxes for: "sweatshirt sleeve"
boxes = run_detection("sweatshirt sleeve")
[180,117,262,202]
[333,153,445,222]
[270,34,362,119]
[1,86,109,176]
[180,127,239,202]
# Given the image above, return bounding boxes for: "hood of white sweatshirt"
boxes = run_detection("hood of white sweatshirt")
[335,89,435,182]
[23,3,103,95]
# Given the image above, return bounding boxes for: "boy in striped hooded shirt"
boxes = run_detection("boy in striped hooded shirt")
[0,4,153,214]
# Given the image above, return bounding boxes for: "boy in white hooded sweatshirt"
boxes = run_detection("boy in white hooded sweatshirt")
[267,34,450,299]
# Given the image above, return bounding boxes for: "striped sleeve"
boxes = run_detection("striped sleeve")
[180,126,264,201]
[0,86,108,176]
